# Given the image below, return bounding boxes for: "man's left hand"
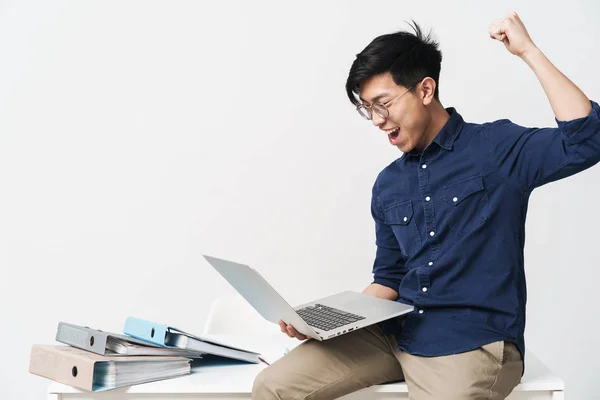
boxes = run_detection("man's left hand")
[489,12,537,58]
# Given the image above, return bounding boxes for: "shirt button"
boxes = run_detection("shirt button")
[429,231,435,237]
[422,287,428,292]
[422,164,427,169]
[418,309,424,314]
[403,216,408,222]
[453,197,458,203]
[425,196,431,201]
[428,261,434,266]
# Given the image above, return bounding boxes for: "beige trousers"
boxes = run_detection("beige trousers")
[252,324,523,400]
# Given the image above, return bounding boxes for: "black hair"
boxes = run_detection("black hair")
[346,21,442,106]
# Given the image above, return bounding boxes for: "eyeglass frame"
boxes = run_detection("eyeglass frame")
[356,84,416,121]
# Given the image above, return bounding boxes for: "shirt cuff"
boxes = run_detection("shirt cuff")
[556,100,600,145]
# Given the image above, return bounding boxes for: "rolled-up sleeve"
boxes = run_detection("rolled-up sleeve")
[371,180,407,293]
[484,100,600,192]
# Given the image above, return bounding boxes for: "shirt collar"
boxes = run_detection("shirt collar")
[405,107,464,157]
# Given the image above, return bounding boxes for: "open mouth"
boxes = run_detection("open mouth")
[386,127,400,144]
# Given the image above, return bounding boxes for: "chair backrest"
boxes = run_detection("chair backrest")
[203,294,281,335]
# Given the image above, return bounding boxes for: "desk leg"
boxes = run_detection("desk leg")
[552,391,564,400]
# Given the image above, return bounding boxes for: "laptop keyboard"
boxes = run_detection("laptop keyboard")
[296,304,366,331]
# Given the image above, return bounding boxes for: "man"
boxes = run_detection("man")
[252,12,600,400]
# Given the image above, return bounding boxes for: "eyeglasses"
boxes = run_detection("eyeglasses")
[356,86,413,121]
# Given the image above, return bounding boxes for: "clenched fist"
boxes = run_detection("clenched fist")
[489,12,538,58]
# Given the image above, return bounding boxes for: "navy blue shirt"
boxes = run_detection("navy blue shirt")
[372,101,600,364]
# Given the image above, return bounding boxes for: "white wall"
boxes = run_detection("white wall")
[1,0,599,398]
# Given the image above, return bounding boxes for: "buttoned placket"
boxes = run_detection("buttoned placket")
[416,149,442,315]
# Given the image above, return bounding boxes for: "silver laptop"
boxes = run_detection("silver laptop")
[203,255,414,341]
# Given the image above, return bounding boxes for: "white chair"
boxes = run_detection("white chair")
[203,294,301,365]
[203,294,282,335]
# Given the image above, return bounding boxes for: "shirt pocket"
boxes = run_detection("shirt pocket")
[442,174,490,238]
[383,200,422,258]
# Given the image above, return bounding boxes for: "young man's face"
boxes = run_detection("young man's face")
[359,72,430,153]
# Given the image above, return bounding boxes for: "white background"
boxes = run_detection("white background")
[1,0,599,398]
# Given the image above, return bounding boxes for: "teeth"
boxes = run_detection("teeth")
[386,127,399,135]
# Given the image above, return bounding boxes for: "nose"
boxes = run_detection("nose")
[371,112,386,128]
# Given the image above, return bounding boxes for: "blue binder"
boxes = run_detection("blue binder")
[123,317,174,347]
[123,317,262,364]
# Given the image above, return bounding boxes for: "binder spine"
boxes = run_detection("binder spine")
[56,322,108,355]
[123,317,170,346]
[29,345,96,392]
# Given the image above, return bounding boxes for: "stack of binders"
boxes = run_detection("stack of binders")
[29,319,262,392]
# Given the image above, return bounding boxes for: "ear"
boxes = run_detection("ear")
[419,77,437,106]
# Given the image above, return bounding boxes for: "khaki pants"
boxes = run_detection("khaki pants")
[252,324,523,400]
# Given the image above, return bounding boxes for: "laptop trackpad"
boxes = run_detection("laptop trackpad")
[323,292,379,313]
[323,291,407,318]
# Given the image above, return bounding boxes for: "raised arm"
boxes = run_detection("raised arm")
[489,11,591,120]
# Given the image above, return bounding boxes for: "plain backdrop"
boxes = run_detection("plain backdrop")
[1,0,599,398]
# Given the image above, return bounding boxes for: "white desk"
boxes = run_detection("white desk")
[48,337,564,400]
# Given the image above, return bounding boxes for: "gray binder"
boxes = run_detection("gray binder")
[56,322,204,357]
